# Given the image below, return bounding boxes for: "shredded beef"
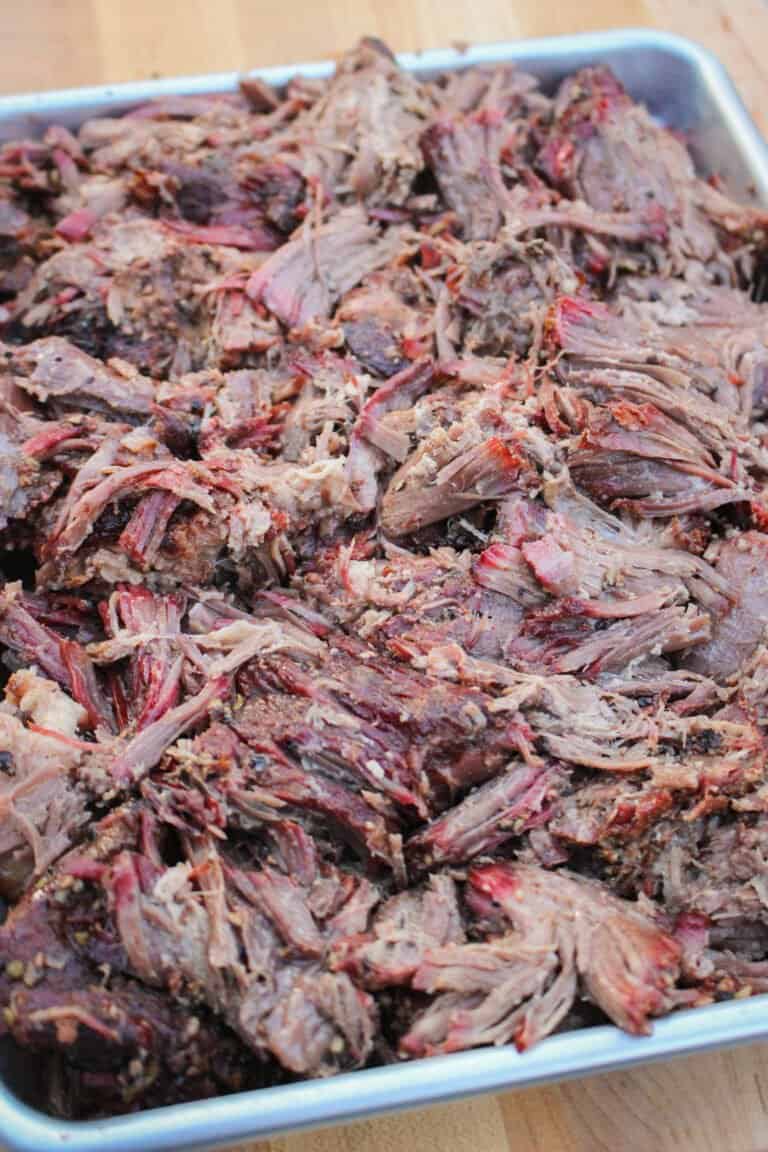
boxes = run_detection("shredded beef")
[2,40,768,1119]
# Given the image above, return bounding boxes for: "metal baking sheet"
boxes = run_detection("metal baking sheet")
[1,27,768,1152]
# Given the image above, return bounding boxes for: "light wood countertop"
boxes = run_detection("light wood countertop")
[2,2,768,1150]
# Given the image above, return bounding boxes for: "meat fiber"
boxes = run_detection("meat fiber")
[2,38,768,1122]
[538,66,768,276]
[400,863,683,1054]
[0,805,267,1114]
[331,873,465,987]
[0,669,90,899]
[2,337,155,418]
[382,437,532,536]
[83,835,380,1076]
[682,532,768,679]
[9,218,268,377]
[246,206,402,329]
[286,38,432,207]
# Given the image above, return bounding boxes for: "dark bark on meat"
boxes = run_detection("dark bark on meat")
[0,807,268,1115]
[21,806,380,1079]
[343,318,409,378]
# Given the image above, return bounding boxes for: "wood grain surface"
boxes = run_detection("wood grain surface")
[2,2,768,1150]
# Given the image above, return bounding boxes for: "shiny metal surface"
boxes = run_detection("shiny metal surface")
[1,28,767,1152]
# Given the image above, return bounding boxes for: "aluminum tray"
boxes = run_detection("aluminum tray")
[1,27,768,1152]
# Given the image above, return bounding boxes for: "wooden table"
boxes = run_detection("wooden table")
[2,1,768,1149]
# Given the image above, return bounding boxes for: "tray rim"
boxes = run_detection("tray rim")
[4,998,768,1152]
[0,25,761,115]
[1,25,768,1152]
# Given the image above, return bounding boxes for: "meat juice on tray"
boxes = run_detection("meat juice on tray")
[1,36,768,1117]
